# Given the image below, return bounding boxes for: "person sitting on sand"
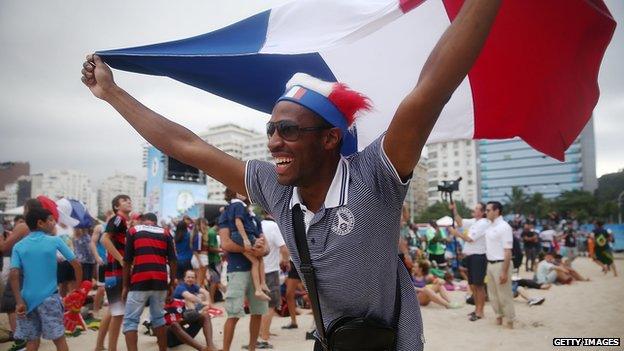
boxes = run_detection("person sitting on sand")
[159,299,219,351]
[173,270,213,315]
[412,260,461,309]
[536,252,588,285]
[511,279,545,307]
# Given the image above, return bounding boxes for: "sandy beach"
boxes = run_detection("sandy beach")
[2,256,622,351]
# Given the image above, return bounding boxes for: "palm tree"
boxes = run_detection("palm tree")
[505,186,529,214]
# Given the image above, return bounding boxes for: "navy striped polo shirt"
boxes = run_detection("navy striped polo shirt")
[245,135,424,350]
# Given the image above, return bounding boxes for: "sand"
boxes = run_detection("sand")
[1,256,622,351]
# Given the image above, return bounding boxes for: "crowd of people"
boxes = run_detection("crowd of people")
[1,191,617,350]
[398,201,618,328]
[0,186,318,350]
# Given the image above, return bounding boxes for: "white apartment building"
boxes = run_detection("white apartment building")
[0,183,18,211]
[426,139,479,206]
[30,170,98,215]
[199,124,263,201]
[405,159,428,220]
[98,173,145,216]
[243,134,271,162]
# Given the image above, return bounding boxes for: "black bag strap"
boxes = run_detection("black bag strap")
[292,204,328,347]
[292,204,403,350]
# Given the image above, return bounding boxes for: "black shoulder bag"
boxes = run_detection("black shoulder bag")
[292,204,400,351]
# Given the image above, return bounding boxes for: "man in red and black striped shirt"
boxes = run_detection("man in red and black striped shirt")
[100,194,132,351]
[122,212,177,351]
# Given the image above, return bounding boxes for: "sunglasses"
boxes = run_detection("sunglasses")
[266,120,331,142]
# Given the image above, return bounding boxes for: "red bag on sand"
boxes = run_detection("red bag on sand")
[63,280,93,334]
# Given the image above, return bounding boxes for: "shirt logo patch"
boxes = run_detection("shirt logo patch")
[331,207,355,236]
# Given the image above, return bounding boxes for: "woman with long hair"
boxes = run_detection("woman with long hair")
[174,220,193,280]
[191,218,209,288]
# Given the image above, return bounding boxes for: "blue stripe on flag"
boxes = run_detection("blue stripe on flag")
[96,9,337,114]
[99,10,271,57]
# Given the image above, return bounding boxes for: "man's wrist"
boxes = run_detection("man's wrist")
[102,85,123,103]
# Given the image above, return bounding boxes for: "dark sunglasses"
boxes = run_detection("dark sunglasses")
[266,120,331,141]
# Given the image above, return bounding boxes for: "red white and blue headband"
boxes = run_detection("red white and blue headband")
[277,73,371,156]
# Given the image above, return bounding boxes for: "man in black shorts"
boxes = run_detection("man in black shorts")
[449,202,489,321]
[282,261,301,330]
[99,194,132,351]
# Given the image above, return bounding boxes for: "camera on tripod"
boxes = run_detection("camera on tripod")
[437,177,462,194]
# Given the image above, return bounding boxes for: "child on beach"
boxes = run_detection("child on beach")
[227,192,271,302]
[10,207,83,351]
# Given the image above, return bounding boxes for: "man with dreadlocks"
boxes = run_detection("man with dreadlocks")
[82,0,502,349]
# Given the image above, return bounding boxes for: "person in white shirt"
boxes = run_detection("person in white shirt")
[539,226,556,253]
[484,201,515,329]
[258,213,289,349]
[449,202,488,321]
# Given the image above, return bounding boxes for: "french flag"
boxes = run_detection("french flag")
[97,0,615,161]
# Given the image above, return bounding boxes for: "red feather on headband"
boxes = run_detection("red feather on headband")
[327,83,372,128]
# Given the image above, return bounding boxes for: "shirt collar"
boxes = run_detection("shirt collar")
[230,198,245,205]
[290,156,350,210]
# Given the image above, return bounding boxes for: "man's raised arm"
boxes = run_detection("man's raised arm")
[81,54,247,196]
[384,0,502,178]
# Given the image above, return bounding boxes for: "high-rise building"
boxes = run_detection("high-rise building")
[426,139,479,206]
[29,170,98,215]
[479,119,597,203]
[0,183,18,211]
[16,175,32,207]
[405,159,429,220]
[0,162,29,190]
[98,173,146,216]
[243,134,271,162]
[199,124,262,200]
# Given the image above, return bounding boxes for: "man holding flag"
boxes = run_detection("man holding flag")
[83,0,503,349]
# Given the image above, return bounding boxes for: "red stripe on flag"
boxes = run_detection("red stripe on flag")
[135,237,167,250]
[131,271,168,284]
[134,254,166,265]
[293,88,307,100]
[442,0,615,161]
[399,0,426,14]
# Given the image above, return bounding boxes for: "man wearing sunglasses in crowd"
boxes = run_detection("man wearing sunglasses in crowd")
[82,1,502,349]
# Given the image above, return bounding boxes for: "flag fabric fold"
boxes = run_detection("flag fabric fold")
[97,0,616,161]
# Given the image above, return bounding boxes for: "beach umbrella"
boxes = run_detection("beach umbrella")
[68,199,94,229]
[97,0,616,160]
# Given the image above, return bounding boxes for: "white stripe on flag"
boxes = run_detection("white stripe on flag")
[319,0,475,149]
[260,0,402,55]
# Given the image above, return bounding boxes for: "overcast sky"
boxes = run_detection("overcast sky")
[0,0,622,186]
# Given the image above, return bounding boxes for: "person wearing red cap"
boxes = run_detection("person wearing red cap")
[83,1,503,348]
[0,197,62,351]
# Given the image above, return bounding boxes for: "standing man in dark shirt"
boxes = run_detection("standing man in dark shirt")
[521,223,539,272]
[220,189,268,351]
[562,223,578,261]
[99,194,132,351]
[122,212,177,351]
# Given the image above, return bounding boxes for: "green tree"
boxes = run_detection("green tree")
[415,200,470,223]
[504,186,529,214]
[525,192,551,218]
[598,200,619,223]
[551,190,598,222]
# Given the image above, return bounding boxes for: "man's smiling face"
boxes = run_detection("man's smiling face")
[268,101,337,187]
